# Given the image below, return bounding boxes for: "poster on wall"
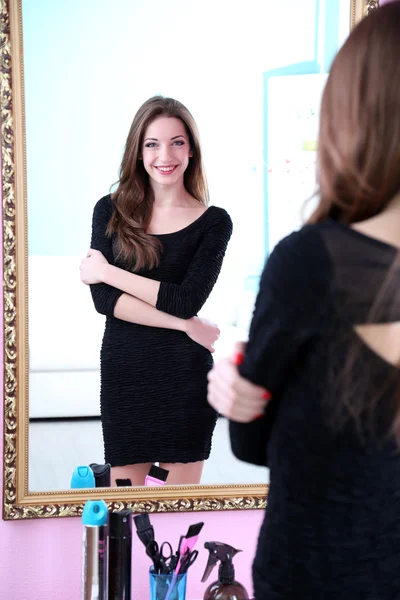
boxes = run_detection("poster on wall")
[266,73,328,253]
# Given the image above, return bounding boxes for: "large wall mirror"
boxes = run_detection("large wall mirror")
[1,0,378,519]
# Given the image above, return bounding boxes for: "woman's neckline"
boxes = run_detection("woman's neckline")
[329,219,399,252]
[148,206,213,237]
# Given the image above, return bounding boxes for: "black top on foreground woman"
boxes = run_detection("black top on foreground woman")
[208,4,400,598]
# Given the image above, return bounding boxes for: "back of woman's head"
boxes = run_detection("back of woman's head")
[310,2,400,224]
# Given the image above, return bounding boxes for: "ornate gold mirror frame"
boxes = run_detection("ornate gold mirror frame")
[1,0,379,520]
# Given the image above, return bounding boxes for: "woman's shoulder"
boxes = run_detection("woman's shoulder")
[267,223,333,289]
[205,205,233,232]
[93,193,113,214]
[273,223,331,261]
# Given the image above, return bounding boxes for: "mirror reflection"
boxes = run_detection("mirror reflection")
[25,0,351,491]
[79,97,235,488]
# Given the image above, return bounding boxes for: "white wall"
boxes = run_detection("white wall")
[23,0,319,280]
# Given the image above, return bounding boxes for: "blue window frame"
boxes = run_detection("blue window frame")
[262,0,342,258]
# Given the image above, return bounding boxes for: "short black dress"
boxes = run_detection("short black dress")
[90,195,233,466]
[230,222,400,599]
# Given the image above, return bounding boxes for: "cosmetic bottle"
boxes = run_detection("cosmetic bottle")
[201,541,249,600]
[71,465,95,489]
[81,499,108,600]
[108,509,132,600]
[89,463,111,488]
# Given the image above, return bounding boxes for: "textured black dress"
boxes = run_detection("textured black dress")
[230,221,400,599]
[89,195,232,466]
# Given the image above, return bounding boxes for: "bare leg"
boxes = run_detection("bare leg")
[111,463,153,487]
[159,461,204,485]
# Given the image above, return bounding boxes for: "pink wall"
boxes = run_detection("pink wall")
[0,202,263,600]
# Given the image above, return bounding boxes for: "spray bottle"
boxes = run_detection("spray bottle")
[201,541,250,600]
[81,499,108,600]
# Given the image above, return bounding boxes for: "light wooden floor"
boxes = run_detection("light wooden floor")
[29,417,268,492]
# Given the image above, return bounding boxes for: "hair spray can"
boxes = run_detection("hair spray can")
[108,509,132,600]
[81,500,108,600]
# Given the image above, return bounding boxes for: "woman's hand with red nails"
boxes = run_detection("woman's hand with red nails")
[232,340,246,366]
[207,342,271,423]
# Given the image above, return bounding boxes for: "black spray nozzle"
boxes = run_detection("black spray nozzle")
[201,541,241,584]
[109,509,132,539]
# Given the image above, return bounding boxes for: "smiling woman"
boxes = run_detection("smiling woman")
[142,120,192,182]
[79,95,233,487]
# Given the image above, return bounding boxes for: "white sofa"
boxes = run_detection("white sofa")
[28,256,255,419]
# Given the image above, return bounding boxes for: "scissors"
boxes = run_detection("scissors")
[178,549,198,575]
[146,540,175,574]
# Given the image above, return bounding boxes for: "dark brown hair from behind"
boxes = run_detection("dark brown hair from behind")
[309,2,400,226]
[107,96,209,271]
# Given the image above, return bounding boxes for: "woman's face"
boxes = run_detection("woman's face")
[141,116,192,188]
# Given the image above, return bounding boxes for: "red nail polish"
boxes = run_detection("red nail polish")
[263,390,272,400]
[233,352,244,366]
[255,414,264,419]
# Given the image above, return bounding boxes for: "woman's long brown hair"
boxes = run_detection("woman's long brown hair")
[309,2,400,226]
[108,96,209,271]
[309,3,400,442]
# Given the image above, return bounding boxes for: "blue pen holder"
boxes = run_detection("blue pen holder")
[149,568,187,600]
